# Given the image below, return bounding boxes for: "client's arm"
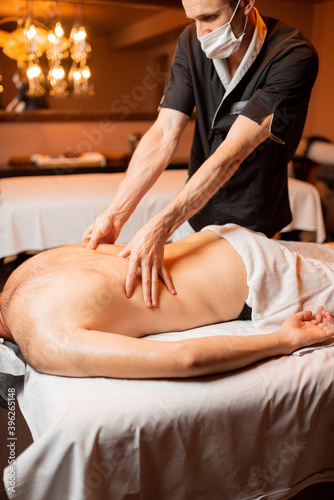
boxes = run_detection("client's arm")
[24,308,334,379]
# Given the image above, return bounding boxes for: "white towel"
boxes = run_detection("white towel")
[31,152,106,168]
[203,224,334,334]
[307,141,334,167]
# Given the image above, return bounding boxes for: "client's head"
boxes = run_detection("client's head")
[0,257,29,343]
[0,293,13,341]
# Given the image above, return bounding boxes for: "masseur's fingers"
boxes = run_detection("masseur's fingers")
[119,245,176,307]
[123,249,140,298]
[121,250,159,307]
[118,219,176,307]
[82,223,94,245]
[141,260,154,307]
[159,263,176,296]
[118,243,139,299]
[118,245,130,259]
[83,210,123,249]
[151,266,159,308]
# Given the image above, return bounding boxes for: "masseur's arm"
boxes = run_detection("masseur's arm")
[82,108,189,247]
[22,309,334,379]
[120,113,273,307]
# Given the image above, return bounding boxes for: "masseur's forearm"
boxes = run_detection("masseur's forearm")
[149,114,273,240]
[107,111,188,220]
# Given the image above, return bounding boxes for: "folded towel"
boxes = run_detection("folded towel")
[31,152,106,168]
[307,141,334,167]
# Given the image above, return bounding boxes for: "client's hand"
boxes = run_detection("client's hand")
[82,208,124,249]
[280,306,334,352]
[118,220,176,308]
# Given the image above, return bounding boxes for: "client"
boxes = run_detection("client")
[0,224,333,379]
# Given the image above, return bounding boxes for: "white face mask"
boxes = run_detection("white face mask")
[198,0,247,59]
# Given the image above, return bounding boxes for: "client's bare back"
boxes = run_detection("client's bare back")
[1,230,248,349]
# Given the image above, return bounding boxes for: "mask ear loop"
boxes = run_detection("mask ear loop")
[230,0,248,39]
[229,0,242,24]
[240,14,248,38]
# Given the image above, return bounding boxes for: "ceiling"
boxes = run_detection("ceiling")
[0,0,327,51]
[0,0,184,38]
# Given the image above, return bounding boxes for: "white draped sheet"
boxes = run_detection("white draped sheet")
[0,171,187,259]
[0,172,326,259]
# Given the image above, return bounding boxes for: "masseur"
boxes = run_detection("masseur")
[83,0,318,307]
[1,225,334,379]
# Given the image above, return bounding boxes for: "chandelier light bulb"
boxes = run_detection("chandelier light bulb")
[48,32,56,44]
[1,1,93,98]
[51,66,65,80]
[27,64,41,79]
[77,27,87,40]
[25,24,37,40]
[54,22,64,38]
[82,67,91,79]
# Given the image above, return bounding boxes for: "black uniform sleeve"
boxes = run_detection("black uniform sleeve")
[159,27,196,117]
[241,40,319,144]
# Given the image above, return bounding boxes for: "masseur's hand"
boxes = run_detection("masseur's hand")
[118,221,176,308]
[82,208,125,249]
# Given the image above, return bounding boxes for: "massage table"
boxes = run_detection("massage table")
[1,171,332,498]
[0,170,326,260]
[1,319,334,499]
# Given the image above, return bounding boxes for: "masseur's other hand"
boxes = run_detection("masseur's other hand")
[82,208,124,249]
[280,306,334,352]
[118,222,176,308]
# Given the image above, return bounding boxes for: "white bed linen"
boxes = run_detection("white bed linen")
[0,171,187,259]
[283,177,326,242]
[4,320,334,500]
[0,172,326,259]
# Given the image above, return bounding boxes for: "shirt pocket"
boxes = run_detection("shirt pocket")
[230,100,249,115]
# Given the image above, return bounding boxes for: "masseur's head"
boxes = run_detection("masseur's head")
[182,0,255,40]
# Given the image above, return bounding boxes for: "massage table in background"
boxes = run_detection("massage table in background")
[0,170,326,260]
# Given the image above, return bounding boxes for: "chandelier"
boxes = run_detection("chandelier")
[0,0,93,98]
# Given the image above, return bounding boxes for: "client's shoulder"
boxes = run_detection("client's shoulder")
[2,242,125,308]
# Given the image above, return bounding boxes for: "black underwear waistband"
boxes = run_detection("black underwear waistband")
[236,303,252,321]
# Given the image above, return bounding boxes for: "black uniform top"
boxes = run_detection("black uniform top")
[160,15,319,237]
